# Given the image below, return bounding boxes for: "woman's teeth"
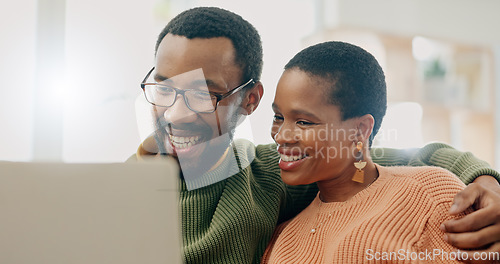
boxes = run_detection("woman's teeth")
[280,154,306,162]
[169,135,201,149]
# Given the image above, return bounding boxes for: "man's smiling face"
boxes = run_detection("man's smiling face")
[152,34,246,174]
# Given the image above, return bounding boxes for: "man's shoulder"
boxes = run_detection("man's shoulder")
[232,139,280,177]
[254,142,280,165]
[255,142,278,156]
[230,140,284,196]
[233,139,278,161]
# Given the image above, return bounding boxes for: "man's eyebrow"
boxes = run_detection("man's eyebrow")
[210,79,231,92]
[186,79,226,93]
[152,74,225,92]
[196,79,227,93]
[191,79,217,88]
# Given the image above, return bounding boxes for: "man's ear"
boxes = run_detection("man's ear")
[241,81,264,115]
[357,114,375,142]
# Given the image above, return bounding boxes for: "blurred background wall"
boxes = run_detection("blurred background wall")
[1,0,499,168]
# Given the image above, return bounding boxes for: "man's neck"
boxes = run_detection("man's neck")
[209,146,230,172]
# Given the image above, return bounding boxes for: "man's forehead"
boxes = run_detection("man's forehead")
[156,34,237,62]
[154,34,244,90]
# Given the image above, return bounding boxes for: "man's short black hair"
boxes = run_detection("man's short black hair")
[155,7,263,83]
[285,41,387,146]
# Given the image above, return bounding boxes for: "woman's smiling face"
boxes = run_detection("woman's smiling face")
[271,69,361,186]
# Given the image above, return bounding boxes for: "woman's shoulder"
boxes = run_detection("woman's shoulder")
[379,165,465,200]
[383,165,463,182]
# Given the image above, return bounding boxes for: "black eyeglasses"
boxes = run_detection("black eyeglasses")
[140,67,255,113]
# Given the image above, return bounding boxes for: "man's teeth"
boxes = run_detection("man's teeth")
[280,154,306,162]
[169,135,201,149]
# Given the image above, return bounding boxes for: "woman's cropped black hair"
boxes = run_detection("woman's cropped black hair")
[285,41,387,146]
[155,7,263,83]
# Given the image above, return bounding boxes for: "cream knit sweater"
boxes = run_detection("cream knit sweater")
[262,165,466,264]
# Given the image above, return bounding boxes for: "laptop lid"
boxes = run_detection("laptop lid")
[0,159,182,264]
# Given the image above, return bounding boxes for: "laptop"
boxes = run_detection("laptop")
[0,159,182,264]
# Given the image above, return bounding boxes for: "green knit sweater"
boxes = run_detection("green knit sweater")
[133,139,500,264]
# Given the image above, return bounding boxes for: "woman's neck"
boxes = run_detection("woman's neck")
[317,159,379,203]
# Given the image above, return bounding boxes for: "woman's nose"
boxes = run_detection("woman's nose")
[273,123,298,145]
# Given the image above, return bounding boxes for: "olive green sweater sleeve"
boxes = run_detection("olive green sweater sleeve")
[372,142,500,185]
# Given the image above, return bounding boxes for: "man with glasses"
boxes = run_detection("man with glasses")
[133,7,500,264]
[140,65,257,187]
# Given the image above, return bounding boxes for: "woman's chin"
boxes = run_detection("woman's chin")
[281,172,310,186]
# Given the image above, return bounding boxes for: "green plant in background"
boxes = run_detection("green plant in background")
[424,58,446,79]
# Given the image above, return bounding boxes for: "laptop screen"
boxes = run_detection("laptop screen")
[0,160,181,264]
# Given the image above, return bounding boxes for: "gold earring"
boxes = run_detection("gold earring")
[352,141,366,183]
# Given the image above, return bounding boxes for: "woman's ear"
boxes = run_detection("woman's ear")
[356,114,375,143]
[241,81,264,115]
